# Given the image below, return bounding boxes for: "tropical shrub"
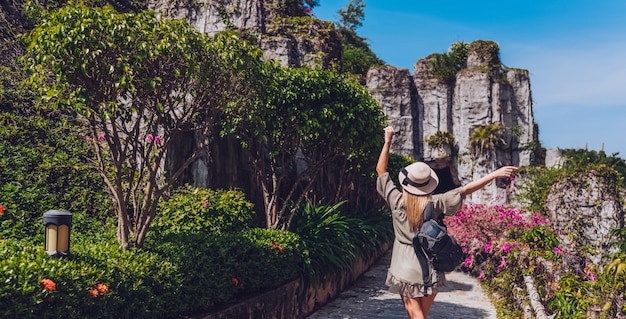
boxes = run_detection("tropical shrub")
[153,185,256,234]
[448,203,626,318]
[469,123,505,156]
[0,235,178,319]
[429,41,469,83]
[425,130,455,150]
[289,200,392,283]
[0,111,111,241]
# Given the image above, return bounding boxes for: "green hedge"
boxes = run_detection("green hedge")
[0,227,304,318]
[153,185,256,234]
[0,111,111,241]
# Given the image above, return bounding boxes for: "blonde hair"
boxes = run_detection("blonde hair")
[403,190,432,232]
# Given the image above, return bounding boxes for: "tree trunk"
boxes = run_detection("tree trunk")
[523,275,549,319]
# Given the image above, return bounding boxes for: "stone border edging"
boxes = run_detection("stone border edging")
[194,244,391,319]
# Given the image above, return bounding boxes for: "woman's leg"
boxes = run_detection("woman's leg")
[418,292,437,317]
[401,293,437,319]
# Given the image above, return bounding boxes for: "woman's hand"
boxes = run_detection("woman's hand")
[384,126,394,144]
[492,166,519,179]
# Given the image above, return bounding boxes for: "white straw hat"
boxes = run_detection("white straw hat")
[398,162,439,195]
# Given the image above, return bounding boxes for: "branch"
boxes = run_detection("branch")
[523,274,550,319]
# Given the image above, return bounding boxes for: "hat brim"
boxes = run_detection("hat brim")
[398,169,439,195]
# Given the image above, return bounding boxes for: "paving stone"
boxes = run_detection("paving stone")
[307,251,497,319]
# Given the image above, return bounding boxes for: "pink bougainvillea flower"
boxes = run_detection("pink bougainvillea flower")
[41,278,56,291]
[231,277,239,286]
[98,133,105,141]
[484,240,492,253]
[499,256,507,269]
[154,136,162,146]
[499,243,512,254]
[554,247,563,254]
[96,283,109,294]
[85,135,92,142]
[478,270,486,280]
[586,271,597,281]
[463,254,472,268]
[0,204,5,216]
[203,200,209,208]
[146,134,154,142]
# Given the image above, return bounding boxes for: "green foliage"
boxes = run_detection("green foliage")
[289,200,392,284]
[429,41,469,83]
[234,65,386,228]
[386,153,415,185]
[153,186,256,234]
[0,111,111,240]
[1,219,305,318]
[561,148,626,187]
[337,0,364,31]
[588,255,626,317]
[468,40,501,68]
[515,151,624,213]
[21,1,270,248]
[469,123,505,156]
[425,130,456,149]
[514,166,564,212]
[147,228,304,316]
[334,0,384,80]
[0,235,178,319]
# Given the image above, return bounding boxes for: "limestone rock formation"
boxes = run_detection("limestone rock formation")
[148,0,341,68]
[544,169,624,264]
[367,41,534,204]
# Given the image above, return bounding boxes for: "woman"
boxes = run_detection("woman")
[376,126,518,319]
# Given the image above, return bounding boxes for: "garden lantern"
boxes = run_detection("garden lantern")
[43,209,72,257]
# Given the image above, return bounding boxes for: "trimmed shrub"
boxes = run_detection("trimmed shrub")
[0,235,177,319]
[153,185,256,235]
[0,111,111,241]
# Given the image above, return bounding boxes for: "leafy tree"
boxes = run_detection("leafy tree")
[334,0,384,80]
[337,0,364,32]
[230,66,386,229]
[22,1,267,249]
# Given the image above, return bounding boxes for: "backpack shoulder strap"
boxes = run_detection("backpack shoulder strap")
[413,239,433,295]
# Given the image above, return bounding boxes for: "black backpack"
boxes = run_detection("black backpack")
[412,202,465,293]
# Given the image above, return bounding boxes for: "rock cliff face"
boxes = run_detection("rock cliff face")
[148,0,341,68]
[545,169,623,264]
[367,41,534,204]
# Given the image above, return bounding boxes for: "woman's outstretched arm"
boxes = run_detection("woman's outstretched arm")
[462,166,519,196]
[376,126,394,176]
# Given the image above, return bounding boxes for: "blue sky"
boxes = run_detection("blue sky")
[313,0,626,159]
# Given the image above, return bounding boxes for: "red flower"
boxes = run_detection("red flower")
[231,277,239,286]
[0,205,5,216]
[89,288,99,297]
[96,283,109,294]
[41,278,56,291]
[271,242,283,253]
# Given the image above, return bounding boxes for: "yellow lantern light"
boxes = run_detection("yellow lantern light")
[43,210,72,257]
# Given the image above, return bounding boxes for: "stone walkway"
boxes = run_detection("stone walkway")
[307,250,498,319]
